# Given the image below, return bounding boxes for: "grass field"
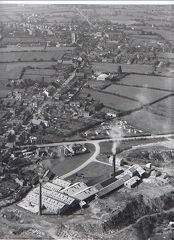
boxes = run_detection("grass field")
[119,74,174,91]
[24,68,56,76]
[80,88,140,112]
[150,95,174,118]
[0,46,75,53]
[88,80,111,90]
[0,89,10,98]
[122,108,174,134]
[0,62,57,86]
[0,50,66,62]
[23,68,57,82]
[92,63,154,74]
[105,84,171,105]
[69,161,112,180]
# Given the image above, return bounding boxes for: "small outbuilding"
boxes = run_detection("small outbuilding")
[97,73,109,81]
[124,176,141,189]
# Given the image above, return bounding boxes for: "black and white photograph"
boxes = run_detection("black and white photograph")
[0,1,174,239]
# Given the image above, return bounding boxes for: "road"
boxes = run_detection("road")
[19,133,174,149]
[60,142,100,179]
[18,133,174,180]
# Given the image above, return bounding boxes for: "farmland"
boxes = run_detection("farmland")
[0,46,74,53]
[0,62,57,86]
[92,63,154,74]
[23,68,57,82]
[80,88,140,112]
[119,74,174,92]
[122,108,174,134]
[149,95,174,118]
[0,50,68,62]
[105,84,171,105]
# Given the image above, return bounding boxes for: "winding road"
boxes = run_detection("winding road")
[60,142,100,179]
[19,133,174,179]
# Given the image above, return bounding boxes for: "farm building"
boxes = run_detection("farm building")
[124,176,141,189]
[97,179,124,198]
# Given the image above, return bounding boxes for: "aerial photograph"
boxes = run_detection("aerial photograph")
[0,2,174,239]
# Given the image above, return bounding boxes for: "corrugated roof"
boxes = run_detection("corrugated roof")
[97,179,124,198]
[75,186,98,201]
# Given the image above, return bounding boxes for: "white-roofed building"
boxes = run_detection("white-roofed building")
[74,186,98,201]
[97,73,109,81]
[132,164,146,177]
[60,182,88,197]
[18,189,71,214]
[124,176,141,189]
[41,188,77,206]
[43,182,62,192]
[52,177,71,188]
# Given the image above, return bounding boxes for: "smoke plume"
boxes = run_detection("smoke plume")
[110,124,123,155]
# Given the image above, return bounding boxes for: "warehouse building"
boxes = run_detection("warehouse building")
[116,173,131,181]
[33,186,77,206]
[74,186,98,201]
[97,179,124,198]
[52,177,71,188]
[43,182,62,192]
[60,182,88,197]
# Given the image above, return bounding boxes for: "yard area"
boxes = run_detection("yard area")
[67,161,113,184]
[42,144,95,177]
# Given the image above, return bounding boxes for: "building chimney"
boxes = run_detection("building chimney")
[39,182,42,215]
[113,154,116,175]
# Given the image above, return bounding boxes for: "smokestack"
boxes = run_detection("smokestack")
[39,182,42,215]
[113,154,116,175]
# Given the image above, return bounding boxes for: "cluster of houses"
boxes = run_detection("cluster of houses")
[17,162,149,215]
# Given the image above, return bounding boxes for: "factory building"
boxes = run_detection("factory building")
[52,177,71,188]
[60,182,88,197]
[124,165,138,177]
[33,186,77,206]
[97,179,124,198]
[133,164,146,177]
[116,173,131,181]
[74,186,98,201]
[124,176,141,189]
[18,164,147,215]
[43,182,62,192]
